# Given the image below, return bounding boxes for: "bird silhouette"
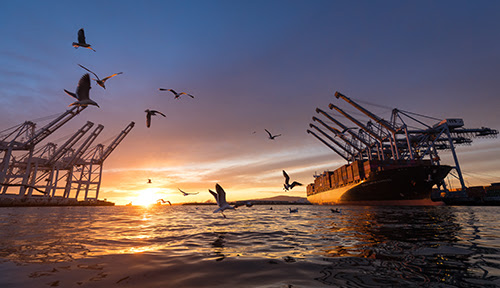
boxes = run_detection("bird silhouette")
[145,109,166,128]
[159,88,194,99]
[179,188,199,196]
[157,199,172,206]
[209,184,236,218]
[78,64,122,89]
[265,129,281,140]
[64,74,99,107]
[147,179,152,184]
[283,170,302,191]
[289,208,298,213]
[72,28,95,51]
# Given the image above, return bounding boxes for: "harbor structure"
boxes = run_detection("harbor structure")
[307,91,498,205]
[0,107,134,206]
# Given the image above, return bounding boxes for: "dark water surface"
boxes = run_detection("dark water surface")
[1,205,499,287]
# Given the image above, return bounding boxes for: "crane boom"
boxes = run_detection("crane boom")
[99,122,135,163]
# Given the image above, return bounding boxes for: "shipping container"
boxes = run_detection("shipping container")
[307,184,315,196]
[347,164,354,182]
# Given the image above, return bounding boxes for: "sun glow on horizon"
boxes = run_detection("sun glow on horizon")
[132,188,166,206]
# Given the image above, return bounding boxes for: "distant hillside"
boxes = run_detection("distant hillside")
[250,195,307,202]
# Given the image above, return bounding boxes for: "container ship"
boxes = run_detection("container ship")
[307,160,451,205]
[307,91,497,206]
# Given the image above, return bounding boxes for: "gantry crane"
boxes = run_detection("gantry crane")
[0,107,134,205]
[309,91,498,192]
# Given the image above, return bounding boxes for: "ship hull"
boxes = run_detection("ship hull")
[307,165,452,205]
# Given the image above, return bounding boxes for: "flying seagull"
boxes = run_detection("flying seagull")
[72,28,95,51]
[64,74,99,107]
[283,170,302,192]
[159,88,194,99]
[78,64,122,89]
[157,199,172,206]
[179,188,199,196]
[265,129,281,140]
[209,184,236,218]
[145,109,166,128]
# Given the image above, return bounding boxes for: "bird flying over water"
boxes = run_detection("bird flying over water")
[159,88,194,99]
[289,208,298,213]
[283,170,302,192]
[72,28,96,51]
[179,188,199,196]
[265,129,281,140]
[209,184,236,218]
[157,199,172,206]
[78,64,122,89]
[64,74,99,107]
[145,109,166,128]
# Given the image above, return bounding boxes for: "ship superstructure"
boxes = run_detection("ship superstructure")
[306,92,498,205]
[0,107,134,206]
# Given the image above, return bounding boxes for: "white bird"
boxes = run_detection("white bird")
[78,64,122,89]
[72,28,96,52]
[289,208,298,213]
[209,184,236,218]
[159,88,194,99]
[265,129,281,140]
[283,170,302,191]
[145,109,166,128]
[179,188,199,196]
[64,74,99,107]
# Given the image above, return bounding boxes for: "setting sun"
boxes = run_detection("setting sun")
[132,189,165,206]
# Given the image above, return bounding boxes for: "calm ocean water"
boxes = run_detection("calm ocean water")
[1,205,500,287]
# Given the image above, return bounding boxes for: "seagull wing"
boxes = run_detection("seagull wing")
[179,188,188,196]
[209,189,220,206]
[64,89,78,99]
[78,28,86,44]
[159,88,167,91]
[215,184,227,205]
[265,129,272,138]
[290,181,303,189]
[283,170,290,186]
[75,74,91,101]
[168,89,178,96]
[275,134,282,138]
[179,92,194,98]
[151,110,166,117]
[146,111,151,128]
[78,64,100,81]
[101,72,123,82]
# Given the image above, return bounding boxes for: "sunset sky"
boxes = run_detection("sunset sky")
[1,1,499,205]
